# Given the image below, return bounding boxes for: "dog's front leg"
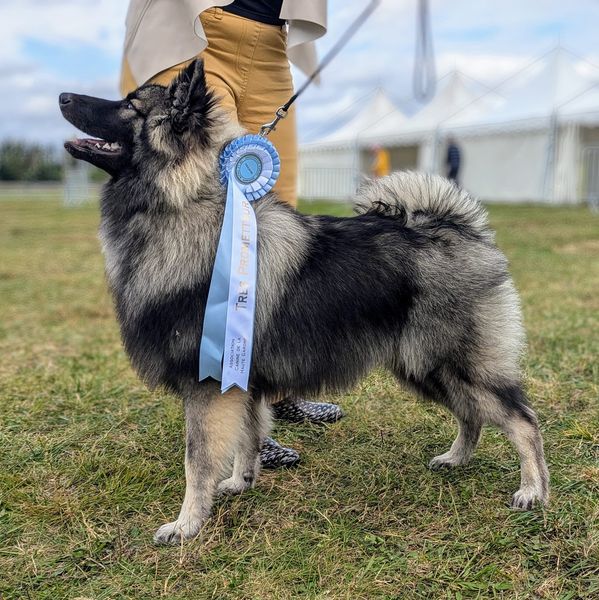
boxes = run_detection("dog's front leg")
[218,394,272,496]
[154,383,247,545]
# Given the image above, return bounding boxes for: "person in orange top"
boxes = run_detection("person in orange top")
[371,145,391,178]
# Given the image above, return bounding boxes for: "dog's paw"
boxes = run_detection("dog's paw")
[153,519,201,545]
[510,486,548,511]
[217,476,254,496]
[428,452,466,470]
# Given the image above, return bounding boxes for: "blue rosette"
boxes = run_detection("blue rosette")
[219,134,280,201]
[199,135,280,393]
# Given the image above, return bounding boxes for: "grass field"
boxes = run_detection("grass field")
[0,197,598,599]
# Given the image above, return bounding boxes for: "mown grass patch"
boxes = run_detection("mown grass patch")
[0,198,597,599]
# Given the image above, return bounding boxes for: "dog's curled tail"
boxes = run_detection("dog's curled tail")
[355,171,493,242]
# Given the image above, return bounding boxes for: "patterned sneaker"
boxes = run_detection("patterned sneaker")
[260,437,300,469]
[272,397,345,424]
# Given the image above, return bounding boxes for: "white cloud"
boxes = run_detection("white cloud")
[0,0,126,58]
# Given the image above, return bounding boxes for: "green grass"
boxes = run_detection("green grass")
[0,197,598,599]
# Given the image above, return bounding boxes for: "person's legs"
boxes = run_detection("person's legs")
[201,9,298,205]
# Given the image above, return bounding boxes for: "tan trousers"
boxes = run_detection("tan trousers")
[120,7,298,207]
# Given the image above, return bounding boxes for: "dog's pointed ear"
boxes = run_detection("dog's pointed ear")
[168,59,215,134]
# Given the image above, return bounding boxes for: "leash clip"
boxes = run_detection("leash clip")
[260,106,288,137]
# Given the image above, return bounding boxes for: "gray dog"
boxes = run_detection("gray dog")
[59,59,549,544]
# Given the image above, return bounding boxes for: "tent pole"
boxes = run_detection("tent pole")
[431,127,441,174]
[543,110,558,202]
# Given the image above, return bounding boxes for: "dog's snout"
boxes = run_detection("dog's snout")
[59,93,73,106]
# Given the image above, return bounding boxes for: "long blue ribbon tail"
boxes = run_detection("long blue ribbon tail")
[221,183,257,392]
[198,182,235,382]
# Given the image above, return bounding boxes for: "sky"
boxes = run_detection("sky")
[1,0,599,146]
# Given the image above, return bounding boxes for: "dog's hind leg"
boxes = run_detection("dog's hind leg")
[398,368,483,469]
[154,383,247,545]
[421,372,549,508]
[429,413,482,469]
[487,383,549,510]
[217,394,272,496]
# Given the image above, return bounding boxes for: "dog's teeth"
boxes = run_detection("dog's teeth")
[102,143,110,150]
[95,143,101,148]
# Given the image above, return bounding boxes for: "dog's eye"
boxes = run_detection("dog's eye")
[126,101,135,111]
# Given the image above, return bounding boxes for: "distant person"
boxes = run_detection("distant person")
[446,137,461,184]
[371,145,391,178]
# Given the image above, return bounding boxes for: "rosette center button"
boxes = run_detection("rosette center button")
[235,153,263,184]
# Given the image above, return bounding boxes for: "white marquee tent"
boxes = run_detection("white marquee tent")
[442,47,599,202]
[299,71,495,200]
[299,47,599,204]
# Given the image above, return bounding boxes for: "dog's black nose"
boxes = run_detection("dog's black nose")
[59,93,73,106]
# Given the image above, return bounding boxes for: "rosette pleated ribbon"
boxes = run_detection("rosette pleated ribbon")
[199,135,280,392]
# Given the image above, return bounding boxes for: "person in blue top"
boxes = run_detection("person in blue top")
[446,136,461,184]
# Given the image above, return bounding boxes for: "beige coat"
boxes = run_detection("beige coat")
[124,0,327,85]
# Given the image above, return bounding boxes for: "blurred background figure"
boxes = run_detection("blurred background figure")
[371,144,390,178]
[445,136,461,184]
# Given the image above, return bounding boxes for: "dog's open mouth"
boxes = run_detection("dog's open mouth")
[63,135,127,175]
[65,138,122,155]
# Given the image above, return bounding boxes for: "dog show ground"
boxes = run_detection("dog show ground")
[1,197,597,599]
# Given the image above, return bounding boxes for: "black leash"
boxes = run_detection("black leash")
[260,0,381,137]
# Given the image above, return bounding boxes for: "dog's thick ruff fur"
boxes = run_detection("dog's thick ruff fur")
[60,60,549,544]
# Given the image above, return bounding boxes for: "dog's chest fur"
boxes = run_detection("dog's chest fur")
[96,180,309,389]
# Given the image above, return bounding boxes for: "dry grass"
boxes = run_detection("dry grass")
[0,198,597,599]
